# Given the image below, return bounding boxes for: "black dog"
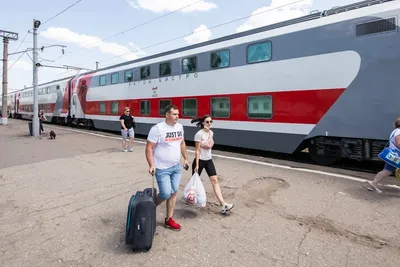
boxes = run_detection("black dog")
[49,130,56,139]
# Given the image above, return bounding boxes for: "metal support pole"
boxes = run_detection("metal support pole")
[32,19,40,137]
[1,38,8,125]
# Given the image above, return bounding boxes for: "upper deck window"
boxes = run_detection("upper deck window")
[99,75,106,86]
[211,49,230,69]
[111,73,119,84]
[182,56,197,73]
[247,41,272,63]
[124,70,133,82]
[140,66,150,80]
[160,62,171,77]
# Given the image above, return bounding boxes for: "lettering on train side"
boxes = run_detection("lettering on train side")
[128,72,198,87]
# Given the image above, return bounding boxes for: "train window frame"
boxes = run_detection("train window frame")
[140,100,150,115]
[111,72,119,84]
[182,98,197,117]
[124,70,133,82]
[140,66,151,80]
[159,99,172,116]
[247,95,273,119]
[210,97,230,118]
[246,40,272,64]
[99,75,106,86]
[111,101,119,114]
[182,56,197,74]
[159,61,172,77]
[210,49,230,69]
[99,102,106,114]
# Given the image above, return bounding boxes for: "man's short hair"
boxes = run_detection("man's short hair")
[165,104,178,114]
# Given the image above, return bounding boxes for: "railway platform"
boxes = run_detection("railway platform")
[1,119,400,267]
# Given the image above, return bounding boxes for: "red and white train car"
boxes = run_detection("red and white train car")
[5,0,400,165]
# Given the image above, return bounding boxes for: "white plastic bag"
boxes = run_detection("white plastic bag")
[182,172,207,207]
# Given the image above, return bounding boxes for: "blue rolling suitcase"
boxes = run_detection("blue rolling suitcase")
[125,175,157,252]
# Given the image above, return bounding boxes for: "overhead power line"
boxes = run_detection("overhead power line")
[41,0,84,26]
[60,0,204,57]
[98,0,306,65]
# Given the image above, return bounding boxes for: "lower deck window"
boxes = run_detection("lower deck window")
[211,97,230,118]
[140,100,150,115]
[247,95,272,119]
[111,102,118,114]
[159,100,171,115]
[99,103,106,114]
[182,98,197,117]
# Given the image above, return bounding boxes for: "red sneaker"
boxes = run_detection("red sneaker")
[165,217,181,231]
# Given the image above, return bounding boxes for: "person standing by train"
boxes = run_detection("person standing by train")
[119,107,136,152]
[39,109,47,134]
[190,115,234,214]
[367,117,400,193]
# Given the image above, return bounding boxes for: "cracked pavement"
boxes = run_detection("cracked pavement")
[1,120,400,267]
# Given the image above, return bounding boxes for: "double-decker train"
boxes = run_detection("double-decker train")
[2,0,400,165]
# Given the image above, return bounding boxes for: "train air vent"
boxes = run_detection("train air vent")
[356,17,396,36]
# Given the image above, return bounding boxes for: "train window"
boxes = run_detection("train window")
[159,99,171,115]
[247,95,272,119]
[111,73,119,84]
[99,103,106,114]
[124,70,133,82]
[111,102,118,114]
[140,100,150,115]
[247,41,272,63]
[56,85,60,90]
[182,98,197,117]
[160,62,171,77]
[182,56,197,73]
[99,75,106,86]
[140,66,150,80]
[211,49,230,69]
[46,87,50,94]
[211,97,230,118]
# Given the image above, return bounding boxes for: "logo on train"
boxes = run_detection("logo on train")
[152,86,158,97]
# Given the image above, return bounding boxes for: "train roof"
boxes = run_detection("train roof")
[10,0,395,93]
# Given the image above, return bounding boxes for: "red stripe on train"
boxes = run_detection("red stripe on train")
[85,88,345,124]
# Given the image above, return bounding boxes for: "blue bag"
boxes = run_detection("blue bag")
[378,131,400,168]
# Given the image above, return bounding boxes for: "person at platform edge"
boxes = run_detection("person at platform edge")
[367,117,400,193]
[145,104,189,231]
[119,107,136,152]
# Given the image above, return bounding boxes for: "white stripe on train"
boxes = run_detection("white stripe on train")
[84,115,316,135]
[43,123,400,190]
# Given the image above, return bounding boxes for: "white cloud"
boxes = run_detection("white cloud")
[126,0,140,10]
[184,24,212,44]
[236,0,313,33]
[130,0,217,13]
[40,27,146,61]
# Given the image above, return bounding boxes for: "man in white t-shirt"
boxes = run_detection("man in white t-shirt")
[145,104,189,231]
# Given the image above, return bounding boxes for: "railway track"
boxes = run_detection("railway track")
[35,120,384,176]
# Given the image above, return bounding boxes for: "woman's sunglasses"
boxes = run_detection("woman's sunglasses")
[205,120,213,124]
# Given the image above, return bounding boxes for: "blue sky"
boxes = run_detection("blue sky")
[0,0,359,92]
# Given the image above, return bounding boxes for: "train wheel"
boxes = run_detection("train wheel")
[308,142,339,166]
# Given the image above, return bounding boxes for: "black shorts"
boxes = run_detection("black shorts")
[191,158,217,177]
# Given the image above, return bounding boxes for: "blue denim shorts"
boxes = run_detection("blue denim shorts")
[155,163,181,200]
[384,163,396,173]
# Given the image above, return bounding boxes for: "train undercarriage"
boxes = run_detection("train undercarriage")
[306,136,387,165]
